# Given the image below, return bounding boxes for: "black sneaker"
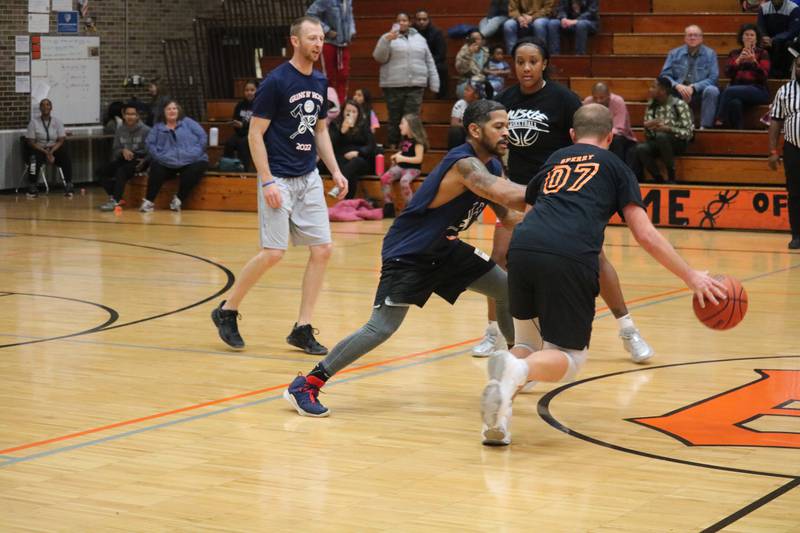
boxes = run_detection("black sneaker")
[211,300,245,349]
[286,323,328,355]
[789,237,800,250]
[26,185,38,199]
[382,203,396,218]
[64,181,74,198]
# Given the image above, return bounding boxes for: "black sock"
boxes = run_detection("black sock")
[309,362,331,383]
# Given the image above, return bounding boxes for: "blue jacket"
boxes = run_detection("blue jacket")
[145,118,208,168]
[306,0,355,47]
[660,44,719,93]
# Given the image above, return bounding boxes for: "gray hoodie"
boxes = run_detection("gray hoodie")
[112,121,150,160]
[373,28,440,92]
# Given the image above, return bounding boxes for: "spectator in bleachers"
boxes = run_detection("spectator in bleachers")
[414,10,449,99]
[717,23,771,129]
[545,0,599,55]
[634,77,694,183]
[582,82,637,164]
[222,80,256,170]
[353,88,380,132]
[456,31,490,98]
[144,79,171,127]
[306,0,355,107]
[503,0,556,54]
[480,0,510,39]
[103,101,124,134]
[448,78,489,148]
[484,45,511,93]
[373,12,440,148]
[757,0,800,78]
[96,102,150,211]
[25,98,73,198]
[380,113,428,216]
[326,86,341,123]
[326,100,376,199]
[660,25,720,130]
[140,100,208,212]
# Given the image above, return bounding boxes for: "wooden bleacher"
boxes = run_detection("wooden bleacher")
[180,0,787,227]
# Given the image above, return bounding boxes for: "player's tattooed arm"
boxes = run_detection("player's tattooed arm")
[490,202,523,229]
[456,157,527,211]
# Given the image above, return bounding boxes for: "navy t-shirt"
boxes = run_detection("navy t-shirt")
[382,143,503,262]
[510,143,645,272]
[252,61,328,177]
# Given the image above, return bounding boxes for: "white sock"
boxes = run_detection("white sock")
[617,314,635,332]
[487,320,498,333]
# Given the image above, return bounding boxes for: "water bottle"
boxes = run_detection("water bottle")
[209,127,219,147]
[328,185,340,198]
[374,145,385,176]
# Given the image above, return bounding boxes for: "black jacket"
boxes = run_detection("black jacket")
[416,24,448,69]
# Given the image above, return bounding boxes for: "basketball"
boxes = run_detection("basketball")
[693,275,748,330]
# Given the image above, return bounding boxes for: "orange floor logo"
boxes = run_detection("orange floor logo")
[630,370,800,448]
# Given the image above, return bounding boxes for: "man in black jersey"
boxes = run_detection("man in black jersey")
[480,104,727,446]
[283,100,529,417]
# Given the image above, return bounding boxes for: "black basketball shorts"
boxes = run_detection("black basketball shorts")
[507,249,599,350]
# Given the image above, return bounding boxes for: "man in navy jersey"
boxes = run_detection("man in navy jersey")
[283,100,529,417]
[480,104,727,446]
[211,16,348,355]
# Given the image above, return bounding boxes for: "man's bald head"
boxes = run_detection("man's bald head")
[591,82,610,107]
[573,103,613,142]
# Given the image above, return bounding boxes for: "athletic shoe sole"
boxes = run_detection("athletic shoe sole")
[211,309,245,350]
[283,389,330,418]
[481,382,509,445]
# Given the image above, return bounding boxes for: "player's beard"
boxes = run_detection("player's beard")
[483,135,508,157]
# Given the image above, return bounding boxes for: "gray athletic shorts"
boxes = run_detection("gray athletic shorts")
[257,168,331,250]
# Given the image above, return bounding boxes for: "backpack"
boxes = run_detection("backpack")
[218,157,245,171]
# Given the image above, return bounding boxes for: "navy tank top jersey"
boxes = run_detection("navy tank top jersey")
[381,143,503,262]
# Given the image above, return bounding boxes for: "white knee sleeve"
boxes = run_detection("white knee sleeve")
[512,317,543,354]
[543,341,588,382]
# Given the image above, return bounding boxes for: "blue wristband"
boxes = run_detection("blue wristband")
[261,179,275,188]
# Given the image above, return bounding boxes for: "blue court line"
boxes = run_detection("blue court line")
[0,455,14,460]
[1,262,798,468]
[0,348,469,468]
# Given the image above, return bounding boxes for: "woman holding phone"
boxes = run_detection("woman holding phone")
[372,12,440,148]
[717,23,771,129]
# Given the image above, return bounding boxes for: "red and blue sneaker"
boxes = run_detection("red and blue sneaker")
[283,374,329,417]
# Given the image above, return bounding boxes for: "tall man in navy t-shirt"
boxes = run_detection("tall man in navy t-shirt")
[480,104,727,446]
[282,100,530,417]
[212,16,348,355]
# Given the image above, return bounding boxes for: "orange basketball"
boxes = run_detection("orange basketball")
[693,275,748,330]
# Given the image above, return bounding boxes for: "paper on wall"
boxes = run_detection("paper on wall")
[31,60,47,76]
[16,76,31,94]
[28,0,50,13]
[15,55,31,73]
[28,13,50,33]
[16,36,30,53]
[52,0,73,11]
[31,79,50,102]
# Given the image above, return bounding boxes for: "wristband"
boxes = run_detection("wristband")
[261,179,275,188]
[770,150,779,156]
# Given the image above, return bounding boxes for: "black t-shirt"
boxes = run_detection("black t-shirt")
[232,99,254,137]
[496,81,582,185]
[509,143,645,272]
[397,137,422,170]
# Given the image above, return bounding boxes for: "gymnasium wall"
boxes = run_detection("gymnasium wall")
[0,0,219,129]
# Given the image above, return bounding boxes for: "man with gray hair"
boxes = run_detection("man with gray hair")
[481,104,726,445]
[660,25,720,129]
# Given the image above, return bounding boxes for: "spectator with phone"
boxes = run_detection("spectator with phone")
[373,12,440,148]
[456,30,490,98]
[757,0,800,78]
[717,24,772,129]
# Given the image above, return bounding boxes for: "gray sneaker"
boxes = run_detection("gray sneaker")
[169,195,182,212]
[99,199,118,211]
[472,324,506,358]
[620,327,654,364]
[139,199,155,213]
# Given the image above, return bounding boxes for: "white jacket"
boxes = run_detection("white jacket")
[372,28,440,92]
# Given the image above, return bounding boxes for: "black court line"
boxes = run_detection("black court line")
[1,233,234,348]
[700,477,800,532]
[0,293,119,349]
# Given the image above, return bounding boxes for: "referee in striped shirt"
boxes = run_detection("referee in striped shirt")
[768,55,800,250]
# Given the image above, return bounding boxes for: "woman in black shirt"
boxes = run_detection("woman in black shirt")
[222,80,257,170]
[474,38,654,365]
[326,100,376,199]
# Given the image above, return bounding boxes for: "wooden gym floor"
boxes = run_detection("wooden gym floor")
[1,191,799,532]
